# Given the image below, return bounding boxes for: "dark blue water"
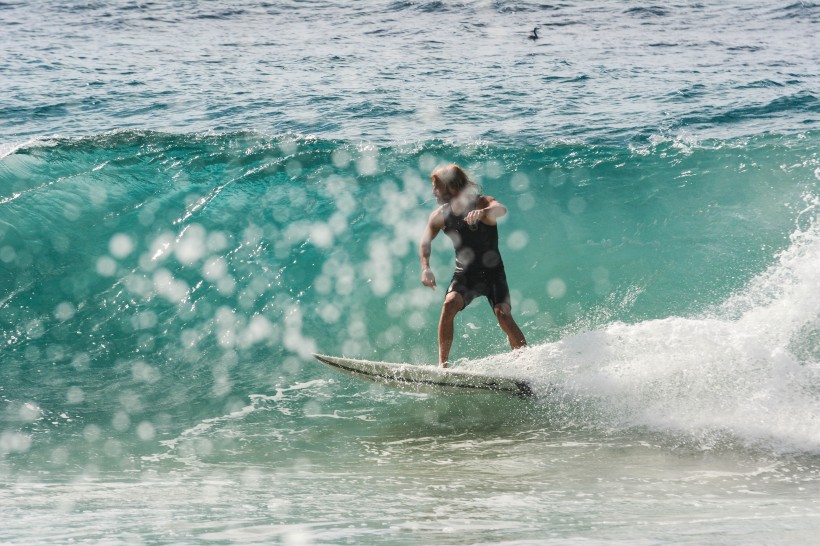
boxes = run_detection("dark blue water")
[1,1,817,144]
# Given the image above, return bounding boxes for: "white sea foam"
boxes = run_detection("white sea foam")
[467,208,820,452]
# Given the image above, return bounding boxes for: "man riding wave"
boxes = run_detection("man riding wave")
[419,164,527,367]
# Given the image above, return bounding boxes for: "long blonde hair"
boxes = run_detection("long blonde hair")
[430,164,480,197]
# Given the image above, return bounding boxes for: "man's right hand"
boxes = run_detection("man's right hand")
[421,267,436,289]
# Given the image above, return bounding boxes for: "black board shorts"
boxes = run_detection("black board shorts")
[446,266,511,309]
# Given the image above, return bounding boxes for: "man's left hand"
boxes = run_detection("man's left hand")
[465,208,485,225]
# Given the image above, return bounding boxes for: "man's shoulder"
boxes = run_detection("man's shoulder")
[430,204,449,221]
[429,205,447,227]
[477,195,495,208]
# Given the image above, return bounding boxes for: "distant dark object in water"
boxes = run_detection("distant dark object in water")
[528,27,539,40]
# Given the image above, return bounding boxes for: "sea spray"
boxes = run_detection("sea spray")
[466,205,820,452]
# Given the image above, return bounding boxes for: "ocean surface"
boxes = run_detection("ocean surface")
[1,0,819,543]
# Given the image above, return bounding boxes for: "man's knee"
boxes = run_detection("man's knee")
[493,303,512,322]
[442,293,464,317]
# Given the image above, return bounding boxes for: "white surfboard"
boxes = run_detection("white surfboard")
[312,353,533,397]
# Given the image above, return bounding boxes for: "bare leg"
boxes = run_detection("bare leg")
[438,291,464,367]
[493,303,527,350]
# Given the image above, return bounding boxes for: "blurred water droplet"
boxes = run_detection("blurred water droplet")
[0,246,16,263]
[54,302,76,321]
[112,412,130,432]
[96,256,117,276]
[331,148,352,168]
[66,386,84,404]
[0,432,31,455]
[137,421,156,441]
[507,230,529,250]
[109,233,135,259]
[83,424,101,443]
[547,278,567,298]
[510,172,530,192]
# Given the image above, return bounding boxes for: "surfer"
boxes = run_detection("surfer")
[419,164,527,367]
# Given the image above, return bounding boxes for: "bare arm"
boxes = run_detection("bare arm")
[419,208,444,289]
[465,195,507,226]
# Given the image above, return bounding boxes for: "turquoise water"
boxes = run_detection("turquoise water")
[2,1,820,544]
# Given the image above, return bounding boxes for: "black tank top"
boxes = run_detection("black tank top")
[442,197,503,274]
